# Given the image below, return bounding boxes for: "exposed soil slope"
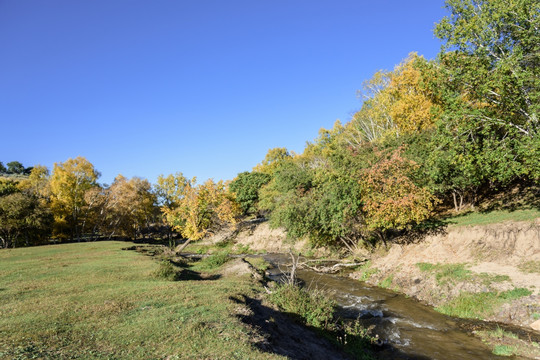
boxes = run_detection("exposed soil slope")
[351,220,540,329]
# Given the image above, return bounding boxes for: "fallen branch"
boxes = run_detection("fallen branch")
[302,262,365,274]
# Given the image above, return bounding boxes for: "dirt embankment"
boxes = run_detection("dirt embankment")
[205,219,328,255]
[351,220,540,329]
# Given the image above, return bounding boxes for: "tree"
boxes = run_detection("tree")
[0,192,53,248]
[361,148,437,241]
[0,162,6,173]
[6,161,25,174]
[347,53,440,144]
[387,53,440,134]
[0,179,19,197]
[435,0,539,137]
[155,172,189,208]
[17,165,50,199]
[49,156,100,240]
[229,171,271,215]
[253,148,292,175]
[160,177,240,252]
[348,70,395,143]
[100,175,156,239]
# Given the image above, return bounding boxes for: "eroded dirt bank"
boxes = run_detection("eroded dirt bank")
[350,220,540,330]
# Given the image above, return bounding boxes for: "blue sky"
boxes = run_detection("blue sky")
[0,0,447,185]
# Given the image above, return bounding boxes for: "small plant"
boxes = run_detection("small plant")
[152,260,180,281]
[192,251,231,271]
[379,275,394,289]
[416,262,472,284]
[335,320,378,360]
[478,273,510,286]
[268,284,335,328]
[245,257,270,272]
[488,326,518,340]
[492,345,515,356]
[234,243,252,254]
[436,288,532,319]
[532,313,540,320]
[416,262,436,272]
[356,261,379,281]
[518,260,540,274]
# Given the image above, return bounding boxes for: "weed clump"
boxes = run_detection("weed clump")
[153,260,180,281]
[356,261,379,282]
[269,284,335,328]
[436,288,532,319]
[192,251,231,271]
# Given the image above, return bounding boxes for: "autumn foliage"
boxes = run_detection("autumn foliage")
[361,148,437,233]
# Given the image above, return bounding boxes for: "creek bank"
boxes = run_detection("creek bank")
[197,218,540,357]
[349,220,540,331]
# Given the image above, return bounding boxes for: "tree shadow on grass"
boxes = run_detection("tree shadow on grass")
[176,269,221,281]
[230,295,430,360]
[230,294,351,360]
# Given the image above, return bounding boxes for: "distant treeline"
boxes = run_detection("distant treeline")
[0,161,33,175]
[1,0,538,251]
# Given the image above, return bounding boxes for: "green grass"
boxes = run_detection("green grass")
[378,275,394,289]
[0,242,281,360]
[476,326,540,358]
[446,208,540,227]
[436,288,532,319]
[191,250,232,272]
[416,262,510,286]
[416,263,472,284]
[356,261,379,282]
[518,260,540,274]
[492,345,516,356]
[245,257,271,272]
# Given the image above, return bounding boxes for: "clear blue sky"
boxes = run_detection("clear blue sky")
[0,0,447,185]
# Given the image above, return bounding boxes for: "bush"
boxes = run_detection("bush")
[153,261,180,281]
[193,251,231,271]
[268,284,335,328]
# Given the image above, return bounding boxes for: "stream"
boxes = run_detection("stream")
[262,254,534,360]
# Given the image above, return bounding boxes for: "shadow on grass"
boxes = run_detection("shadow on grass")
[230,294,351,360]
[231,295,430,360]
[176,269,221,281]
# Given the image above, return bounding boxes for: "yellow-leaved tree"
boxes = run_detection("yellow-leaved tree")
[348,53,439,145]
[100,175,156,239]
[157,174,240,252]
[49,156,100,240]
[387,53,440,134]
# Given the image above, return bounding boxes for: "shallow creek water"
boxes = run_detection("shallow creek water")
[262,254,516,360]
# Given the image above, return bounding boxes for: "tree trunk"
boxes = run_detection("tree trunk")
[175,239,192,254]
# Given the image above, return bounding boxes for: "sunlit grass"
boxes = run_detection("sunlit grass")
[446,208,540,227]
[0,242,281,359]
[436,288,532,319]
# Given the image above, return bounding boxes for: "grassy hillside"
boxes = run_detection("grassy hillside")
[0,242,281,359]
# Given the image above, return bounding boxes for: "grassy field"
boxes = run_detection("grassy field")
[0,242,282,360]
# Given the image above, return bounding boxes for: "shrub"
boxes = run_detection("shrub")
[268,284,335,328]
[193,251,231,271]
[153,260,180,281]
